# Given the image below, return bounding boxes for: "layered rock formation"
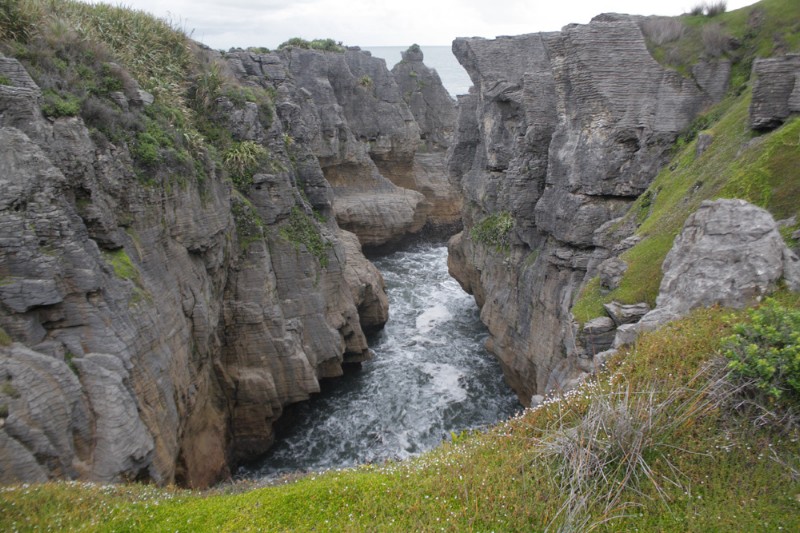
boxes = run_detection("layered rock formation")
[749,54,800,131]
[392,46,463,234]
[227,45,460,248]
[0,37,458,487]
[447,15,730,404]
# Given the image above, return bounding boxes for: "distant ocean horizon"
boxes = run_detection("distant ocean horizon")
[362,45,473,98]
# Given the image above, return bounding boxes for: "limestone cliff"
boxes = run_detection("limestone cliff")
[227,44,460,247]
[0,7,456,486]
[392,45,463,234]
[447,15,731,404]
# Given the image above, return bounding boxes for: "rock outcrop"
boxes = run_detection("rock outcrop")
[637,199,800,330]
[749,54,800,131]
[447,15,730,404]
[227,45,459,248]
[0,39,400,487]
[392,46,463,234]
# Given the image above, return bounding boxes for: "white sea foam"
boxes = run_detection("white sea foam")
[241,243,520,480]
[415,303,452,334]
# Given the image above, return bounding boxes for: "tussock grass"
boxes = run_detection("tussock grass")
[640,17,685,46]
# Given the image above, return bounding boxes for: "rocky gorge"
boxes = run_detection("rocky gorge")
[0,4,460,488]
[2,0,800,497]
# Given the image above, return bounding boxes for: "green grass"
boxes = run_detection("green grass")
[231,195,264,251]
[0,327,11,346]
[2,298,799,531]
[470,211,513,252]
[644,0,800,91]
[102,248,140,283]
[573,85,800,323]
[279,207,332,267]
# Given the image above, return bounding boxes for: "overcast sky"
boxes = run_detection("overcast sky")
[96,0,759,50]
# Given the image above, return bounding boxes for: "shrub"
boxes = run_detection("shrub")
[723,299,800,404]
[470,211,514,252]
[224,141,268,191]
[705,1,727,17]
[701,23,731,57]
[231,196,264,250]
[0,75,11,85]
[132,116,175,167]
[190,64,223,112]
[688,1,727,16]
[0,0,39,42]
[358,74,373,89]
[41,88,81,117]
[640,17,684,46]
[280,206,331,267]
[277,37,344,53]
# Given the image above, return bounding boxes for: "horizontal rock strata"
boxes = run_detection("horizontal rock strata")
[447,15,729,404]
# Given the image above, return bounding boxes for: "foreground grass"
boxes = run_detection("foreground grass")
[3,295,799,531]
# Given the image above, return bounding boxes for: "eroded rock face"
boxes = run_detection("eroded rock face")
[447,16,728,404]
[392,47,457,151]
[391,47,463,234]
[228,46,459,248]
[0,51,391,488]
[749,54,800,131]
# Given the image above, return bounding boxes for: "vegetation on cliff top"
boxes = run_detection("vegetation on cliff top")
[277,37,345,53]
[642,0,800,92]
[1,0,799,530]
[2,294,799,531]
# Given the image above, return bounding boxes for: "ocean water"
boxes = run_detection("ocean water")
[363,45,473,98]
[240,243,520,479]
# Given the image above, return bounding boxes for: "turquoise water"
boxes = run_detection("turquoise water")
[364,45,472,98]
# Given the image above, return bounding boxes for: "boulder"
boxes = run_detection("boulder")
[598,258,628,290]
[582,316,616,355]
[639,199,800,330]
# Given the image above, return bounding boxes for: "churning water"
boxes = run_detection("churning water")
[241,243,520,479]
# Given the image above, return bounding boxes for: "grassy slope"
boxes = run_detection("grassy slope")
[573,0,800,323]
[2,296,799,531]
[2,1,800,531]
